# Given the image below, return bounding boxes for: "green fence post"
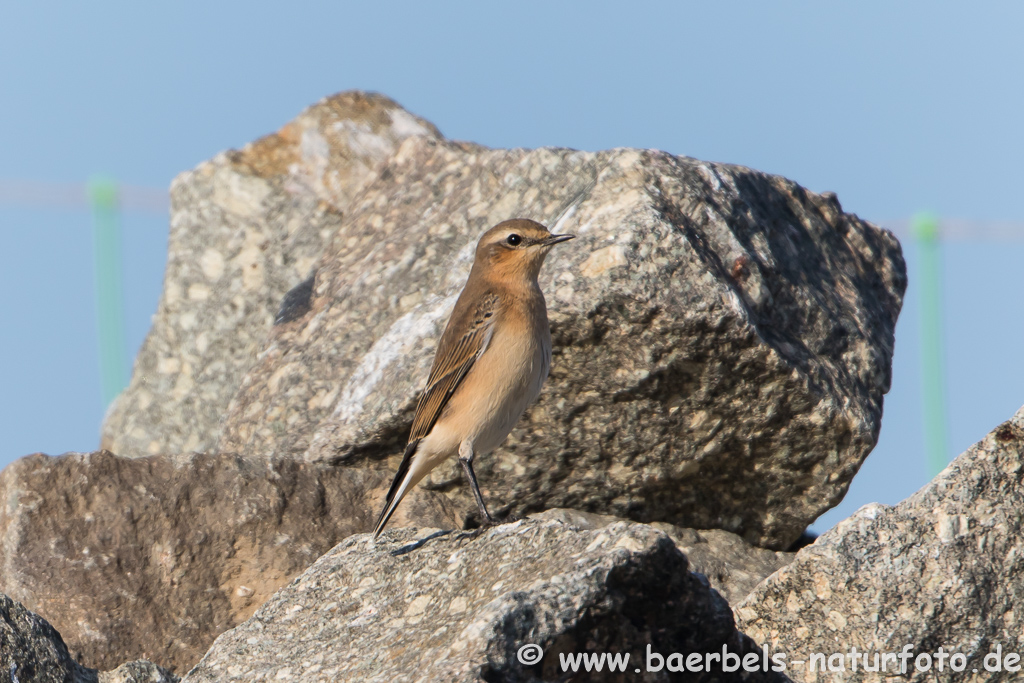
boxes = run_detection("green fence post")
[88,177,128,408]
[912,212,948,477]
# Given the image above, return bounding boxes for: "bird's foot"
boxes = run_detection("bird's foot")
[466,509,519,530]
[479,510,520,527]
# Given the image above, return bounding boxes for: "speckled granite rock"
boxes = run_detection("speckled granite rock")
[183,519,787,682]
[100,92,441,458]
[213,126,905,549]
[0,591,95,683]
[531,509,794,605]
[735,405,1024,682]
[96,661,178,683]
[0,451,458,674]
[0,592,177,683]
[95,89,904,547]
[664,528,796,608]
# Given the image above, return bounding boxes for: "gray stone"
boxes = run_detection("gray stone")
[100,92,441,458]
[97,661,178,683]
[213,125,905,549]
[183,519,786,682]
[531,509,794,605]
[97,89,905,548]
[735,405,1024,682]
[0,591,176,683]
[664,527,795,608]
[0,591,94,683]
[0,450,458,674]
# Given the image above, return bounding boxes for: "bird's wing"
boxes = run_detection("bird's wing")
[373,291,498,538]
[408,291,499,442]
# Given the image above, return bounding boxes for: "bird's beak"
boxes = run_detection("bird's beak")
[542,234,575,246]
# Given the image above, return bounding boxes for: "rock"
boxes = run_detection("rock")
[0,591,176,683]
[0,591,95,683]
[100,92,441,458]
[735,405,1024,682]
[212,117,905,549]
[183,519,787,682]
[97,661,178,683]
[666,527,795,607]
[531,509,794,605]
[99,90,904,547]
[0,450,458,674]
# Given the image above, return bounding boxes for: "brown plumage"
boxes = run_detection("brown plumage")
[373,219,573,538]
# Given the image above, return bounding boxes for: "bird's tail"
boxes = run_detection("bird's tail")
[373,439,421,539]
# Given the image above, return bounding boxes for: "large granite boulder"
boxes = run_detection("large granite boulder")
[100,92,441,458]
[100,90,905,549]
[183,519,788,682]
[0,450,458,674]
[0,592,176,683]
[736,405,1024,682]
[216,132,905,550]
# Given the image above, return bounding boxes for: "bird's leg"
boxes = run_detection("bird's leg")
[458,441,496,526]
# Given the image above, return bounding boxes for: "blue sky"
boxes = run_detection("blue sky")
[1,2,1022,532]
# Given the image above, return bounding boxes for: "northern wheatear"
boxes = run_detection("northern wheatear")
[373,219,574,538]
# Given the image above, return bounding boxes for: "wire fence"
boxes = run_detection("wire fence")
[886,219,1024,242]
[7,180,1023,238]
[0,179,169,212]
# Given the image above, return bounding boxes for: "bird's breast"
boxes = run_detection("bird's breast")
[439,308,551,455]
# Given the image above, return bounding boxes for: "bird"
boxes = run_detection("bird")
[373,219,574,538]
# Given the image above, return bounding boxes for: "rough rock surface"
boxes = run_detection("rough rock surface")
[666,528,796,608]
[0,450,458,674]
[100,92,441,458]
[211,119,905,549]
[184,519,786,682]
[0,592,177,683]
[97,661,178,683]
[97,90,904,548]
[532,509,794,605]
[0,591,94,683]
[736,405,1024,682]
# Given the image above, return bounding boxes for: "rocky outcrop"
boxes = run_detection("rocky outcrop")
[0,450,458,674]
[213,132,904,550]
[24,87,918,680]
[183,519,788,682]
[98,91,905,549]
[0,592,176,683]
[532,509,794,605]
[100,92,441,458]
[736,405,1024,682]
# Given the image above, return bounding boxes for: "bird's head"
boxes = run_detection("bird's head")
[473,219,574,282]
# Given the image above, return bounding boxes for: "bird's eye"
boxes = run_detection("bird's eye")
[506,234,522,246]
